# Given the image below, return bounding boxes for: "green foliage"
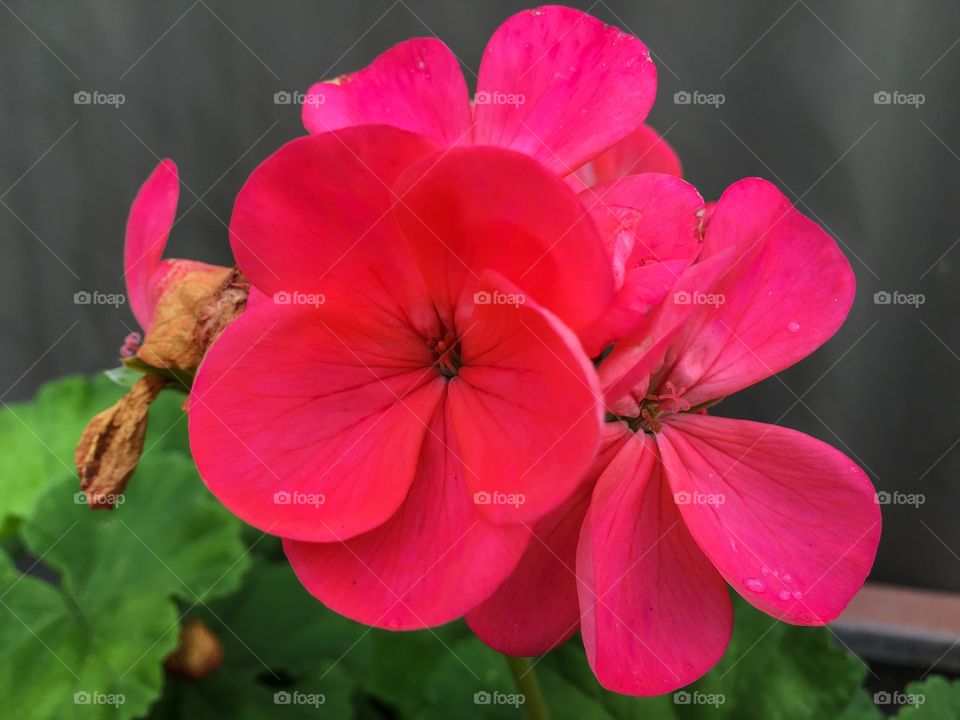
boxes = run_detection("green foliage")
[0,374,189,528]
[0,452,248,719]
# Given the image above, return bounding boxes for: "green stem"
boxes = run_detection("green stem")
[504,655,551,720]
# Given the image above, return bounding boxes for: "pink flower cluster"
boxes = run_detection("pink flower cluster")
[124,6,880,696]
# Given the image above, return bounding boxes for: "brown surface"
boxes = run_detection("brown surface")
[837,583,960,639]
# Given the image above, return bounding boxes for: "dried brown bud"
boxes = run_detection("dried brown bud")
[75,374,167,508]
[136,267,250,373]
[164,618,224,679]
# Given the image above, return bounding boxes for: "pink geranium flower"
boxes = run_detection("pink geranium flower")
[124,159,225,333]
[301,4,699,356]
[188,125,616,627]
[302,6,657,179]
[467,178,881,695]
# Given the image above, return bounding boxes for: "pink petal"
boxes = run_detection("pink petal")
[572,124,683,190]
[124,159,178,330]
[599,248,739,413]
[449,272,604,525]
[578,173,704,355]
[473,6,656,176]
[301,38,473,146]
[229,126,441,325]
[578,432,733,695]
[657,413,881,624]
[652,178,856,406]
[466,423,630,655]
[393,144,613,337]
[189,298,445,542]
[283,402,530,629]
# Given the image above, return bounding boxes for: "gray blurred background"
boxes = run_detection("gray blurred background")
[1,0,958,592]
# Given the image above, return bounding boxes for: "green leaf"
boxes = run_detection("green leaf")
[688,598,869,720]
[836,689,883,720]
[529,597,870,720]
[891,676,960,718]
[416,637,523,719]
[0,451,249,719]
[151,560,363,719]
[0,374,191,528]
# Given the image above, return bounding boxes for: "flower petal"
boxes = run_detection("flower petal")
[579,173,704,355]
[657,413,881,624]
[572,124,683,190]
[124,159,178,330]
[283,402,530,629]
[229,126,441,327]
[448,272,604,525]
[466,423,630,655]
[302,38,473,146]
[189,298,445,542]
[652,178,856,406]
[393,145,613,337]
[599,248,738,413]
[474,6,656,176]
[578,432,732,695]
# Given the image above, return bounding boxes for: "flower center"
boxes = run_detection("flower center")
[431,330,461,378]
[626,381,690,433]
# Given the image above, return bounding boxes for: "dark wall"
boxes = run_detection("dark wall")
[2,0,959,592]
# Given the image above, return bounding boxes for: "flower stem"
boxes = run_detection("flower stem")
[504,655,551,720]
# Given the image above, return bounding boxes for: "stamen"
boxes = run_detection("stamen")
[432,330,461,378]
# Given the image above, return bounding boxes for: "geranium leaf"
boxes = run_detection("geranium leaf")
[0,374,191,528]
[0,451,248,719]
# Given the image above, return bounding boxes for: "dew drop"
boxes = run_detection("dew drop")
[792,590,803,600]
[760,566,771,576]
[782,573,793,584]
[787,321,801,333]
[744,577,766,593]
[777,589,792,601]
[387,618,401,629]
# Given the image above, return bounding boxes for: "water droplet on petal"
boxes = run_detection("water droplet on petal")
[782,574,793,583]
[792,590,803,600]
[761,566,771,576]
[787,321,801,333]
[744,577,766,593]
[778,589,792,601]
[387,618,401,629]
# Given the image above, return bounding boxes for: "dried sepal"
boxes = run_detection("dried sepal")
[75,374,166,509]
